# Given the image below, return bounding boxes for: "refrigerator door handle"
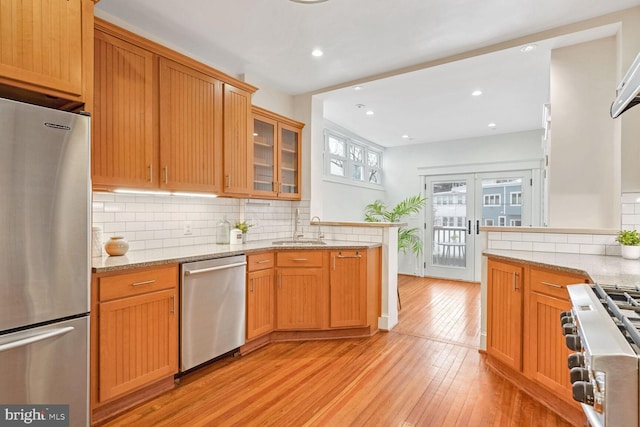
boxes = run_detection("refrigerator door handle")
[0,326,74,353]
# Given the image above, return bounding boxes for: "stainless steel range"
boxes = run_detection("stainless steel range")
[563,283,640,427]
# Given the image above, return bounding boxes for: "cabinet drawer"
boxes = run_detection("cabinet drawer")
[248,252,275,272]
[277,251,324,267]
[99,265,178,301]
[529,267,589,299]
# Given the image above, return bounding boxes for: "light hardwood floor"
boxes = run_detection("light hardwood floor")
[101,276,576,426]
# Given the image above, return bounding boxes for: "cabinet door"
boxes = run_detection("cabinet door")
[223,84,252,196]
[526,291,575,403]
[277,122,301,199]
[276,268,325,329]
[98,288,178,402]
[0,0,85,97]
[487,259,523,370]
[247,268,275,340]
[93,31,155,189]
[330,251,367,328]
[159,58,223,192]
[252,114,278,197]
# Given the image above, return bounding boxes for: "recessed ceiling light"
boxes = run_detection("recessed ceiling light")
[354,86,363,91]
[520,44,537,53]
[402,134,409,139]
[366,110,374,116]
[311,49,324,57]
[355,103,366,109]
[472,90,483,97]
[488,123,497,128]
[253,132,259,136]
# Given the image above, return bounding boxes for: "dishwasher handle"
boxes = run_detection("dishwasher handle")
[184,261,247,276]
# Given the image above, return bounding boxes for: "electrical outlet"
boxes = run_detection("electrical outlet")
[183,221,192,235]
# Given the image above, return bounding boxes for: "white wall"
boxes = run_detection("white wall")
[548,37,618,229]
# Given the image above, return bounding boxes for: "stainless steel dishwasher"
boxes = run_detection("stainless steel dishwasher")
[180,254,247,372]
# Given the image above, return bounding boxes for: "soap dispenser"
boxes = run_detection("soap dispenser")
[216,217,230,244]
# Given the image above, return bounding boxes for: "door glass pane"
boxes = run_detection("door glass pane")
[431,181,467,268]
[481,178,523,227]
[253,118,274,192]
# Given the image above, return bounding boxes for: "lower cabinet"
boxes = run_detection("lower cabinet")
[91,264,179,423]
[330,250,368,328]
[486,256,590,423]
[246,252,275,340]
[275,251,328,330]
[524,267,589,403]
[245,247,381,345]
[486,259,523,371]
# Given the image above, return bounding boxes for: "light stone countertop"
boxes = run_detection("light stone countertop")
[93,239,381,273]
[484,249,640,287]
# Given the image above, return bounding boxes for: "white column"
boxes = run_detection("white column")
[378,225,399,330]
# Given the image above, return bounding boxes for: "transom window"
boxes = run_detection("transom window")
[325,130,382,185]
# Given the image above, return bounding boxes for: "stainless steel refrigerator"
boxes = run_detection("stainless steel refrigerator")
[0,98,90,426]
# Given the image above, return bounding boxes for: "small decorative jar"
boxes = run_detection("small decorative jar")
[105,236,129,256]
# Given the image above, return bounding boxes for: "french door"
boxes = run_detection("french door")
[423,171,532,281]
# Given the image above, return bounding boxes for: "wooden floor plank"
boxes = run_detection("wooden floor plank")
[100,275,579,427]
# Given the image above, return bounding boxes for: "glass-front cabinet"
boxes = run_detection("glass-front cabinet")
[252,106,303,199]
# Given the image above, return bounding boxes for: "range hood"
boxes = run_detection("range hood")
[611,52,640,118]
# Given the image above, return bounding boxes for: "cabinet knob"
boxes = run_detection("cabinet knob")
[567,352,584,369]
[572,381,594,405]
[566,334,582,351]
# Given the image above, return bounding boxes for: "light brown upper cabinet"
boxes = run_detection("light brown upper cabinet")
[222,84,253,196]
[159,58,223,193]
[93,30,155,189]
[252,106,304,200]
[0,0,95,110]
[91,19,256,194]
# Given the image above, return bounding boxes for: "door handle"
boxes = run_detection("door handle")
[513,272,519,291]
[184,262,247,276]
[467,220,472,235]
[163,166,168,184]
[0,327,74,353]
[476,220,480,235]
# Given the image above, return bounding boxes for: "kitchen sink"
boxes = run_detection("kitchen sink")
[271,239,326,246]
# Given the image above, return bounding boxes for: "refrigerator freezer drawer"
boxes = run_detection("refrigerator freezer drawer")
[0,316,89,427]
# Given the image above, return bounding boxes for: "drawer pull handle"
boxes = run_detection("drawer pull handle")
[291,258,309,262]
[131,280,156,287]
[337,252,361,259]
[541,281,562,289]
[257,260,271,264]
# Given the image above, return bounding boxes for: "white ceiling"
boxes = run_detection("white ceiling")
[95,0,640,147]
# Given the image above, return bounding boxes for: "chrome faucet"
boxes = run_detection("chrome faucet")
[293,208,304,241]
[311,216,324,241]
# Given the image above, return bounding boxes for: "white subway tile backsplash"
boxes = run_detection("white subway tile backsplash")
[532,242,556,252]
[511,241,533,251]
[543,233,568,243]
[567,235,593,244]
[521,233,545,242]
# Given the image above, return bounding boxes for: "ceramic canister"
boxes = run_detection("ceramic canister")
[105,236,129,256]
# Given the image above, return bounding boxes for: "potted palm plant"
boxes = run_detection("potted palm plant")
[617,230,640,260]
[364,195,427,256]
